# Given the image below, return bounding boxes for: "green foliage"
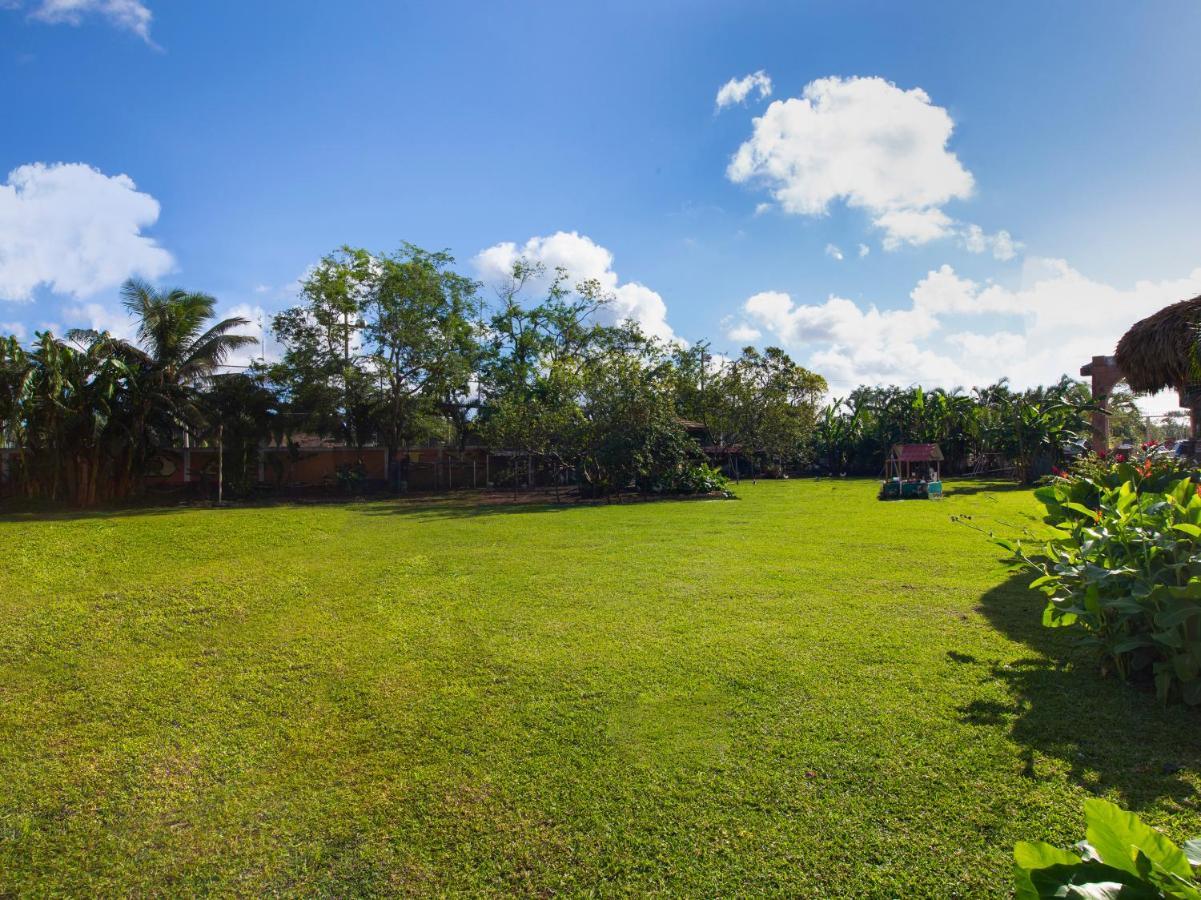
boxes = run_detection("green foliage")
[700,345,826,471]
[269,244,481,452]
[1014,799,1201,899]
[815,376,1097,482]
[574,329,703,496]
[0,280,255,505]
[1062,445,1194,500]
[1005,465,1201,704]
[201,373,279,498]
[652,462,729,495]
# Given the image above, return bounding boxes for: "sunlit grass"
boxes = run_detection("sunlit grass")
[1,480,1198,896]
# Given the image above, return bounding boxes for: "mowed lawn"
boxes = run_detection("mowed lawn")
[2,481,1199,897]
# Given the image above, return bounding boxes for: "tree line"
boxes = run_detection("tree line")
[2,241,1160,505]
[0,244,828,504]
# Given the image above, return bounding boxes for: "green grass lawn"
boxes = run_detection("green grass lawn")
[2,480,1198,897]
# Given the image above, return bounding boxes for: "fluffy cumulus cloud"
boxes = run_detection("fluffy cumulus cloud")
[11,0,154,41]
[723,258,1201,410]
[0,162,173,302]
[474,231,679,343]
[715,70,773,110]
[722,317,761,343]
[219,302,280,368]
[61,300,137,340]
[824,243,843,261]
[727,76,976,249]
[961,224,1020,261]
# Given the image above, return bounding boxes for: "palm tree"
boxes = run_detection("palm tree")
[119,278,257,384]
[120,279,257,487]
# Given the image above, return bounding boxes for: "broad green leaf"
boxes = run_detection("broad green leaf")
[1112,637,1154,655]
[1156,604,1201,628]
[1013,862,1038,900]
[1063,501,1100,519]
[1183,838,1201,866]
[1044,603,1078,627]
[1027,861,1165,899]
[1015,840,1082,870]
[1173,654,1200,682]
[1153,629,1186,650]
[1183,680,1201,706]
[1172,523,1201,538]
[1084,798,1194,879]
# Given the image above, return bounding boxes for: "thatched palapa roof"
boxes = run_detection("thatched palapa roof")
[1115,295,1201,394]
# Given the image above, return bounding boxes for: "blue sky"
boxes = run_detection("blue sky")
[3,1,1200,406]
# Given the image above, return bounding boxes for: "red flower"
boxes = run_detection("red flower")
[1115,453,1126,463]
[1096,450,1108,459]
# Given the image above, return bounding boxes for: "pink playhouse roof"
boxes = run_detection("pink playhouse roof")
[890,443,944,463]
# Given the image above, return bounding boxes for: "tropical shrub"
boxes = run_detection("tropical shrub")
[1002,469,1201,704]
[1014,798,1201,899]
[1061,444,1194,499]
[652,463,730,495]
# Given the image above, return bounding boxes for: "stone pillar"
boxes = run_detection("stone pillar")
[1080,356,1122,453]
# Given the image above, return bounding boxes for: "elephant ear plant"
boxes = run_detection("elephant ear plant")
[999,464,1201,705]
[1014,798,1201,899]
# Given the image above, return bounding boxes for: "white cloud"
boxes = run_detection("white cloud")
[946,329,1026,361]
[219,302,278,369]
[18,0,153,42]
[753,202,772,216]
[728,258,1201,413]
[723,318,762,343]
[0,162,173,302]
[715,70,772,110]
[858,243,870,258]
[0,321,27,340]
[876,208,955,250]
[474,231,679,343]
[961,223,1021,261]
[727,75,974,249]
[824,243,844,261]
[62,300,137,341]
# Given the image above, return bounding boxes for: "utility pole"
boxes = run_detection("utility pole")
[217,422,224,505]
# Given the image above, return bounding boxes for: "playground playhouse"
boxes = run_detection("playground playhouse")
[879,443,943,500]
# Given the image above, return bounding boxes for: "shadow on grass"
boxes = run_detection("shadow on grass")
[966,572,1200,808]
[357,497,575,521]
[942,480,1028,497]
[0,490,734,524]
[0,503,190,523]
[357,490,736,520]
